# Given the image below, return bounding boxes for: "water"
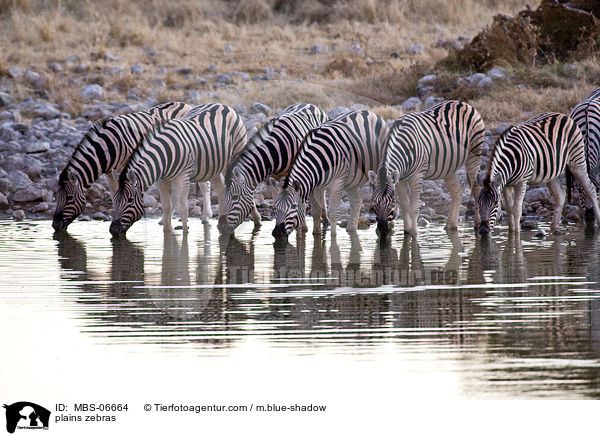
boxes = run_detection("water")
[2,218,600,431]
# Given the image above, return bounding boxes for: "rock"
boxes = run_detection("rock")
[562,64,577,75]
[24,70,46,88]
[0,178,10,195]
[12,210,25,221]
[73,63,90,73]
[401,97,421,112]
[357,215,371,230]
[130,63,143,74]
[224,44,235,52]
[7,170,32,190]
[408,44,424,54]
[424,96,444,107]
[31,202,50,213]
[91,212,109,220]
[150,78,165,87]
[492,122,510,135]
[0,93,10,107]
[25,141,50,154]
[65,55,80,63]
[48,62,63,72]
[232,104,248,116]
[327,106,349,119]
[417,74,436,87]
[0,125,21,142]
[8,66,22,78]
[535,228,547,238]
[487,67,505,80]
[478,76,493,88]
[143,194,157,207]
[12,187,44,203]
[32,103,61,120]
[250,102,271,115]
[350,103,369,111]
[311,44,326,54]
[208,64,218,73]
[349,44,365,56]
[81,84,105,100]
[214,74,233,86]
[230,71,249,82]
[0,193,8,209]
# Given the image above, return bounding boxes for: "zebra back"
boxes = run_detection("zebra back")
[225,103,329,185]
[121,103,247,191]
[383,100,484,181]
[569,87,600,187]
[61,102,192,189]
[285,110,388,200]
[486,112,585,189]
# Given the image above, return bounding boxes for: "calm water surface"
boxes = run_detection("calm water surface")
[2,218,600,403]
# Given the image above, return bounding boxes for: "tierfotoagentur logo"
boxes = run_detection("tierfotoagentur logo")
[3,402,50,434]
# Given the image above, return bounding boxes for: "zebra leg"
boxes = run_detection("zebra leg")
[308,190,324,234]
[318,189,329,225]
[444,173,463,231]
[326,178,345,237]
[406,173,425,236]
[547,178,566,232]
[157,180,173,233]
[511,182,527,234]
[198,181,212,223]
[569,165,600,225]
[209,174,225,217]
[346,186,362,232]
[502,186,514,229]
[395,180,411,233]
[251,204,262,227]
[174,175,191,234]
[466,163,482,228]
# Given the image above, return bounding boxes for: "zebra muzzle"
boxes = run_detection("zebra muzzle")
[376,218,390,237]
[272,223,288,239]
[109,220,127,237]
[478,222,490,236]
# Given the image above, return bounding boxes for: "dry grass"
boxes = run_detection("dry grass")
[8,0,593,128]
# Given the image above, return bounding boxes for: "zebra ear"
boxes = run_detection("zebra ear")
[367,170,378,185]
[269,176,282,189]
[126,169,139,189]
[232,167,245,184]
[67,169,80,188]
[476,172,483,187]
[291,180,301,193]
[389,170,400,185]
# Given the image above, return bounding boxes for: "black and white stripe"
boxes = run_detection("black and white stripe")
[52,102,192,231]
[369,100,485,236]
[110,103,246,236]
[272,110,389,238]
[569,87,600,218]
[478,112,600,235]
[218,103,329,234]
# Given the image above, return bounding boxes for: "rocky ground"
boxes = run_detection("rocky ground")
[0,63,585,230]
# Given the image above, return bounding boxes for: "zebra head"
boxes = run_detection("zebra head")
[53,169,86,231]
[272,180,305,239]
[110,169,143,237]
[218,167,254,234]
[368,168,399,237]
[477,178,502,236]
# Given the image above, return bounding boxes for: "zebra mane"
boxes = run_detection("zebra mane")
[484,125,515,188]
[225,117,279,181]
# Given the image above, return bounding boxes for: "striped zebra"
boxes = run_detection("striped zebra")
[478,112,600,235]
[110,103,246,236]
[52,102,193,231]
[272,110,389,239]
[368,100,485,236]
[217,103,329,234]
[569,87,600,219]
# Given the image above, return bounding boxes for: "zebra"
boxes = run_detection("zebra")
[110,103,247,237]
[52,102,193,231]
[272,109,389,239]
[569,87,600,220]
[477,112,600,235]
[217,103,329,234]
[368,100,485,237]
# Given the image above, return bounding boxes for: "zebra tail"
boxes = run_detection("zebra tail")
[566,166,573,204]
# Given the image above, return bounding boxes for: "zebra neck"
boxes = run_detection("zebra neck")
[237,150,275,186]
